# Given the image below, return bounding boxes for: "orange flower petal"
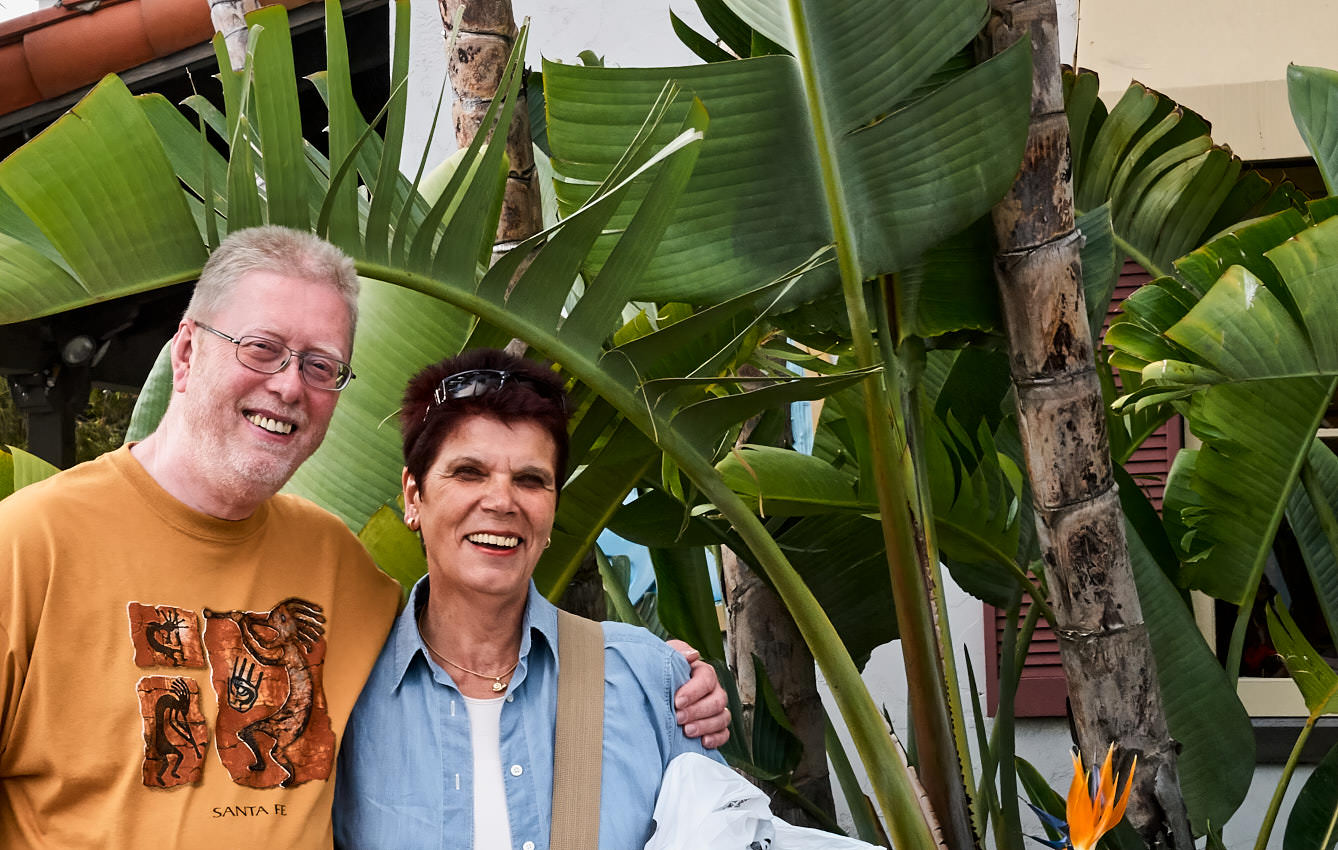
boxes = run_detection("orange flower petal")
[1110,755,1137,825]
[1067,750,1098,850]
[1065,745,1136,850]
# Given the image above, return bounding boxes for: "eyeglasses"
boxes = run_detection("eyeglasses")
[430,369,566,412]
[194,321,356,391]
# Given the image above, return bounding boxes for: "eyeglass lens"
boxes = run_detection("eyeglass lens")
[235,337,351,390]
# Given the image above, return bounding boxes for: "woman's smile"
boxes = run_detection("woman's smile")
[405,415,558,599]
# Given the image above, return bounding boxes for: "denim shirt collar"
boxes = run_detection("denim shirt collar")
[385,575,559,693]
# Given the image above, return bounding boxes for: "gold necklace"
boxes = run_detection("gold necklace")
[416,611,519,693]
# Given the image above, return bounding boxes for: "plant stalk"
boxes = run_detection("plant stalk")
[1252,715,1317,850]
[784,1,974,844]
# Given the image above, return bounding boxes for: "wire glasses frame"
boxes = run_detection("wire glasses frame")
[428,369,566,415]
[194,321,356,391]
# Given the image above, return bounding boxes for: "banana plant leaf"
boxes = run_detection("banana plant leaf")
[649,544,725,661]
[542,0,1033,313]
[1269,601,1338,717]
[1065,68,1304,279]
[1,446,61,496]
[0,78,208,324]
[1110,209,1338,677]
[1124,502,1254,833]
[357,503,425,592]
[1288,64,1338,196]
[1288,442,1338,650]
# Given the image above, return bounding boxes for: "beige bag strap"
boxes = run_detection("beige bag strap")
[551,610,604,850]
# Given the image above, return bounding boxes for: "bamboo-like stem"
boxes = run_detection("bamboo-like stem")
[207,0,261,71]
[439,0,541,260]
[979,0,1191,845]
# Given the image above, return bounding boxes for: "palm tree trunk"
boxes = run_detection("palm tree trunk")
[977,1,1192,847]
[439,0,542,260]
[208,0,261,70]
[724,548,834,827]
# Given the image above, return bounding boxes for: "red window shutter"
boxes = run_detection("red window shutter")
[984,260,1180,717]
[986,600,1067,716]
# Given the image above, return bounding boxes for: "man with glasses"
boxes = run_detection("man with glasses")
[0,226,727,848]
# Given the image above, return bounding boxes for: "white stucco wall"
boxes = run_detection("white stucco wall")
[398,1,707,172]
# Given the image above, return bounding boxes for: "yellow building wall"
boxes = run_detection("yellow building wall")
[1075,0,1338,160]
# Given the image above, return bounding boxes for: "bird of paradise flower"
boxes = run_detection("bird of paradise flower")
[1027,744,1136,850]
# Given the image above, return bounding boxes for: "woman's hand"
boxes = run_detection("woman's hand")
[667,640,731,749]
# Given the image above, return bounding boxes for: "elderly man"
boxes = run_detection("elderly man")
[0,226,727,848]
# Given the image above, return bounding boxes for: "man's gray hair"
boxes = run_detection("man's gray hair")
[186,225,360,340]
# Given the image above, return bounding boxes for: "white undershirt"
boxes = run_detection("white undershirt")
[463,694,512,850]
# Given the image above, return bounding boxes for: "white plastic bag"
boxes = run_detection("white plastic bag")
[644,753,885,850]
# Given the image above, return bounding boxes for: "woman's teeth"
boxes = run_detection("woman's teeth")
[468,533,519,548]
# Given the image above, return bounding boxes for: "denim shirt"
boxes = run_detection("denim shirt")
[332,578,720,850]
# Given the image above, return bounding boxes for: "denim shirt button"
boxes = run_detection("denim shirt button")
[522,843,535,850]
[506,693,514,703]
[510,764,523,777]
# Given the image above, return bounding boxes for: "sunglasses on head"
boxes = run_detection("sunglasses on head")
[429,368,566,414]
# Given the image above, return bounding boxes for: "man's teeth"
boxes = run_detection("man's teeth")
[468,533,520,548]
[247,414,294,435]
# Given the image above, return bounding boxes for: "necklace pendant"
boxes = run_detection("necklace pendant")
[492,680,505,693]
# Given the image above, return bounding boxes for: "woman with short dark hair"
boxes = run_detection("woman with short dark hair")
[333,348,726,849]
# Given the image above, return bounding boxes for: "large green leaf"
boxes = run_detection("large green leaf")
[247,7,313,231]
[776,513,897,669]
[716,444,866,515]
[0,78,207,323]
[1066,69,1301,278]
[543,0,1031,308]
[0,448,11,499]
[649,544,726,662]
[357,503,425,592]
[746,654,803,782]
[3,446,61,493]
[1125,511,1253,833]
[1286,442,1338,648]
[928,417,1023,576]
[1109,212,1338,674]
[1289,64,1338,195]
[536,418,657,596]
[1270,602,1338,716]
[124,343,173,444]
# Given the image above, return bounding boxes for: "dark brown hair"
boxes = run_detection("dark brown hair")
[400,348,570,491]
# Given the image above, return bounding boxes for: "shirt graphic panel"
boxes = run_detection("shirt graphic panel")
[203,598,335,788]
[128,603,205,668]
[138,676,209,788]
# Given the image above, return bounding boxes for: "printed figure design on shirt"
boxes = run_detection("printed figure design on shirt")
[137,676,209,788]
[127,603,205,668]
[203,598,336,788]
